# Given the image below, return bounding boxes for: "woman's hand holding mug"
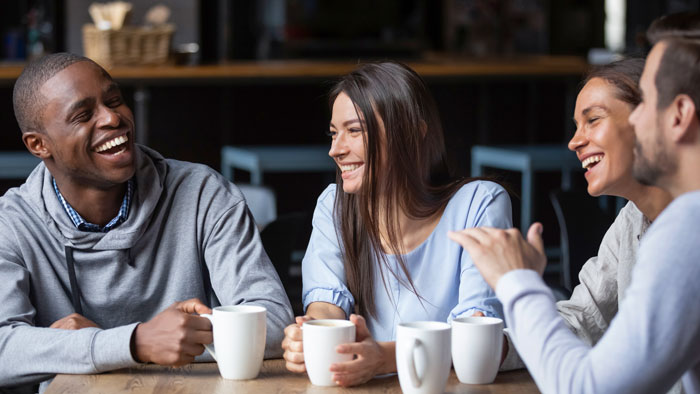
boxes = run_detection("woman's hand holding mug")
[282,316,312,373]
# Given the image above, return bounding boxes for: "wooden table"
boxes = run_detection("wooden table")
[45,359,539,393]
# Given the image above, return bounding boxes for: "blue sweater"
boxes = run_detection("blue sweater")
[302,181,512,341]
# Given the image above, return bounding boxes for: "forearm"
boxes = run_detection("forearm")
[204,202,295,358]
[0,323,139,386]
[377,341,397,374]
[306,302,346,320]
[497,270,595,392]
[262,297,295,358]
[497,270,670,394]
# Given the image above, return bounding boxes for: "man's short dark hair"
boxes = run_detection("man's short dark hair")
[655,38,700,120]
[12,52,100,134]
[647,12,700,45]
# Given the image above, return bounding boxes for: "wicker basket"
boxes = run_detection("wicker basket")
[82,24,174,67]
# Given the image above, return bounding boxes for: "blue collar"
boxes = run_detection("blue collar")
[52,178,134,233]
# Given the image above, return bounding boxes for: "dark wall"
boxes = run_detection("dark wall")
[626,0,700,55]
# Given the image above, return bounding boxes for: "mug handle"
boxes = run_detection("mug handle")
[406,338,423,388]
[200,313,217,361]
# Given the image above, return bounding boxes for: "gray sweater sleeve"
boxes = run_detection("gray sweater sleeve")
[0,239,138,386]
[202,200,294,359]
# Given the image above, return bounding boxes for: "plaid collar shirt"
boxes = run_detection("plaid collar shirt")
[52,178,134,233]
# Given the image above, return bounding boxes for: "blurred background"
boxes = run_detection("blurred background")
[1,0,698,312]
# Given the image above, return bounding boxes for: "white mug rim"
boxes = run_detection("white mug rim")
[303,319,355,330]
[397,321,451,332]
[452,316,503,326]
[213,305,266,314]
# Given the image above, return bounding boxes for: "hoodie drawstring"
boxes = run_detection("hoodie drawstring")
[64,246,84,315]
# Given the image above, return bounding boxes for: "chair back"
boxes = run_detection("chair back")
[550,190,615,291]
[260,211,311,315]
[237,183,277,229]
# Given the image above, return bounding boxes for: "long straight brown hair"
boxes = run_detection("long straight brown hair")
[329,61,473,318]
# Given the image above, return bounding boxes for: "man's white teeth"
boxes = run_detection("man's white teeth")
[582,155,603,169]
[340,164,361,172]
[95,135,128,153]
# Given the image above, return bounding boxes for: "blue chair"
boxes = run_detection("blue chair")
[550,189,615,291]
[0,152,41,179]
[220,145,335,185]
[471,144,582,235]
[260,211,311,316]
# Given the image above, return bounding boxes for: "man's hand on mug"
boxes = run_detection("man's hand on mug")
[282,315,312,373]
[132,298,213,366]
[448,223,546,289]
[50,313,100,330]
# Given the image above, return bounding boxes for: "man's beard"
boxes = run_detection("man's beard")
[632,126,676,187]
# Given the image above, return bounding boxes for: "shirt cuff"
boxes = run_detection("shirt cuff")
[450,307,496,321]
[303,288,354,318]
[495,269,549,306]
[91,322,141,372]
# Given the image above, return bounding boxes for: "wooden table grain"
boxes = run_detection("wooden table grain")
[45,359,539,394]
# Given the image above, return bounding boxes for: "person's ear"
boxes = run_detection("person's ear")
[22,130,52,160]
[668,94,698,144]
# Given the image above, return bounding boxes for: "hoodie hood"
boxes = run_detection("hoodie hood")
[19,145,167,250]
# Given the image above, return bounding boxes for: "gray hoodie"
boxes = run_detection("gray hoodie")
[0,145,293,387]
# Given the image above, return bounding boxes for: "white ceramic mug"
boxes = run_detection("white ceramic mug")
[451,316,503,384]
[396,321,452,394]
[201,305,267,380]
[302,319,356,386]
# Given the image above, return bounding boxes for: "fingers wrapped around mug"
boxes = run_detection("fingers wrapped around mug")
[329,314,387,387]
[282,315,312,373]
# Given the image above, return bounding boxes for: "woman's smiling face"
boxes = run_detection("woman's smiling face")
[328,92,367,194]
[569,77,639,197]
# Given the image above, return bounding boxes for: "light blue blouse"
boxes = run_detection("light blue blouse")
[301,181,513,341]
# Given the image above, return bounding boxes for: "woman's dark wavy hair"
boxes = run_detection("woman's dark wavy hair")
[328,61,473,318]
[582,57,645,108]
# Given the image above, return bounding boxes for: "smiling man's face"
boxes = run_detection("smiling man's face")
[629,42,677,189]
[36,60,136,189]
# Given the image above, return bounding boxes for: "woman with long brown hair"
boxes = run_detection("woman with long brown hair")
[281,61,512,386]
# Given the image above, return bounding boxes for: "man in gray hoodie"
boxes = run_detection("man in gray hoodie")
[0,53,294,390]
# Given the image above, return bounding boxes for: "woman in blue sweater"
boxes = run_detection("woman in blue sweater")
[281,61,512,386]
